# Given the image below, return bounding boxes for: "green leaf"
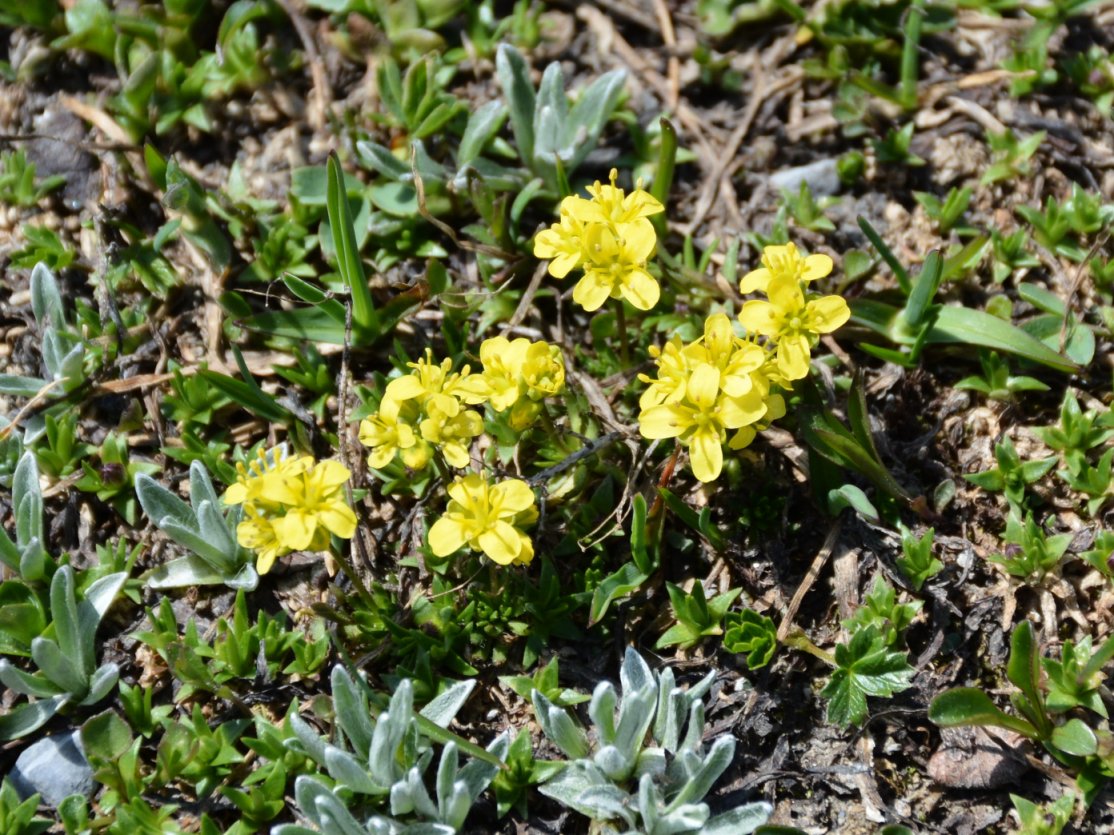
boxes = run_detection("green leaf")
[589,562,650,626]
[1007,620,1051,737]
[857,217,910,294]
[81,709,134,762]
[0,695,67,740]
[928,687,1039,737]
[821,627,914,727]
[242,306,349,344]
[1051,718,1097,757]
[326,153,378,336]
[495,44,535,167]
[903,250,942,328]
[198,369,291,425]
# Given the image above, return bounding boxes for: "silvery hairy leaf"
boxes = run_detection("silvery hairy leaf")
[31,636,87,694]
[532,690,588,760]
[588,680,617,744]
[419,678,474,728]
[665,735,735,812]
[332,665,374,756]
[13,452,43,551]
[458,100,506,166]
[701,802,773,835]
[30,262,64,329]
[495,44,535,167]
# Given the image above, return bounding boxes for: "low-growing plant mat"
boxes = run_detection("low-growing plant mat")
[0,0,1113,832]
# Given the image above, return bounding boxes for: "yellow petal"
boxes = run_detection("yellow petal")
[703,313,735,358]
[277,509,316,551]
[622,188,664,219]
[442,442,471,469]
[686,363,720,411]
[428,516,467,557]
[572,272,613,312]
[777,333,811,380]
[478,521,525,565]
[738,267,771,294]
[368,446,395,469]
[718,390,768,428]
[492,479,535,515]
[255,549,279,576]
[318,502,357,540]
[738,300,779,336]
[728,426,757,450]
[400,442,432,470]
[688,428,724,483]
[619,268,660,311]
[802,253,834,282]
[620,218,657,262]
[222,483,247,506]
[385,374,425,403]
[313,460,351,488]
[805,295,851,333]
[638,404,689,439]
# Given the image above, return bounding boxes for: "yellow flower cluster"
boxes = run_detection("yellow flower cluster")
[358,339,565,471]
[222,446,356,575]
[637,243,849,483]
[533,169,664,312]
[428,473,538,566]
[738,243,850,381]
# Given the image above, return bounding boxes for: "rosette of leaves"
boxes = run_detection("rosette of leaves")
[0,263,86,398]
[136,460,257,591]
[532,648,771,834]
[0,565,126,739]
[277,666,508,834]
[723,609,778,670]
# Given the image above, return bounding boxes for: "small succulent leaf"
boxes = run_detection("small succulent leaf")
[0,694,67,740]
[420,678,475,728]
[1052,718,1098,756]
[701,802,775,835]
[575,784,637,825]
[620,646,655,697]
[287,711,331,767]
[666,734,735,810]
[458,100,507,166]
[12,452,43,549]
[324,747,382,794]
[32,636,88,695]
[532,690,588,760]
[331,665,373,756]
[80,663,119,706]
[146,555,228,588]
[495,44,535,165]
[30,262,65,328]
[588,680,617,744]
[50,566,85,672]
[0,657,65,697]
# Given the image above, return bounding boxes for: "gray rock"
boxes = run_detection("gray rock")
[768,158,841,198]
[9,730,95,807]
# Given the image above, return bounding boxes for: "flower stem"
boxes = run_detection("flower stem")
[783,628,836,666]
[613,298,630,367]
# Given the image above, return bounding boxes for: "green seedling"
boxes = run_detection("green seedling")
[1081,531,1114,579]
[982,128,1045,186]
[955,350,1049,402]
[1032,391,1114,472]
[873,123,925,166]
[1042,635,1114,717]
[964,435,1056,510]
[657,582,742,650]
[375,55,464,140]
[1063,45,1114,117]
[500,655,590,708]
[9,225,76,270]
[930,620,1114,805]
[0,149,65,207]
[782,181,835,232]
[843,576,921,649]
[723,608,778,670]
[987,511,1073,581]
[1010,792,1074,835]
[1003,24,1058,96]
[31,412,93,478]
[896,523,942,591]
[1058,449,1113,516]
[75,432,159,525]
[914,186,972,236]
[0,778,50,835]
[991,228,1040,283]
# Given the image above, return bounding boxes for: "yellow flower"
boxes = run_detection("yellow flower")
[739,242,834,294]
[638,363,768,483]
[521,341,565,400]
[738,277,850,380]
[475,337,566,427]
[582,169,664,226]
[533,170,664,313]
[427,474,538,565]
[728,393,787,452]
[574,222,659,312]
[477,336,532,411]
[533,198,591,278]
[385,349,486,417]
[222,445,310,507]
[358,397,430,471]
[418,406,483,468]
[255,459,357,552]
[235,510,288,575]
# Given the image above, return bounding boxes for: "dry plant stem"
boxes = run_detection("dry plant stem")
[613,298,630,367]
[777,519,843,641]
